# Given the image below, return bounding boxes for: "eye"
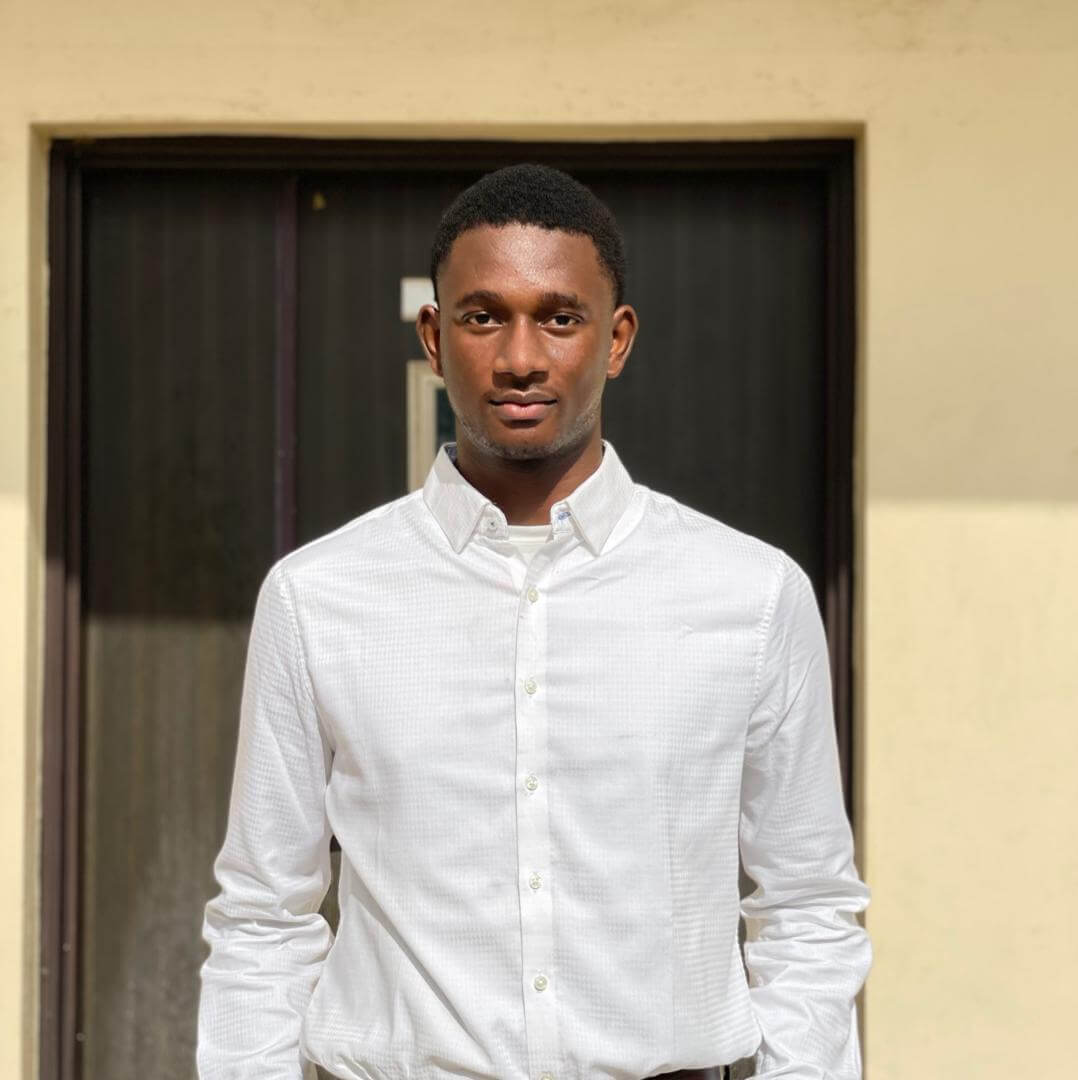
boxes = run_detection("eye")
[462,311,501,327]
[544,313,580,328]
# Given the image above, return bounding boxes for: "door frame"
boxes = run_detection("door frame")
[41,135,856,1080]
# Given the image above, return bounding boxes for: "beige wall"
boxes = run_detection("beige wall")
[3,1,1076,1076]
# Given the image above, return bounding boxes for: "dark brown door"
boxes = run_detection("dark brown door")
[79,168,281,1079]
[44,138,854,1080]
[296,166,833,588]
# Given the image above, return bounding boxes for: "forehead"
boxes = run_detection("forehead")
[440,224,609,302]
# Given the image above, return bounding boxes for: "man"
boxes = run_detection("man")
[198,164,871,1080]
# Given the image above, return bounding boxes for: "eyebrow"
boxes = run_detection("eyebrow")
[453,289,589,313]
[454,289,505,309]
[537,291,586,311]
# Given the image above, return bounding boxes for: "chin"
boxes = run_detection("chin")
[466,421,578,462]
[489,435,562,461]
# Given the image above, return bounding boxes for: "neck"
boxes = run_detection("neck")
[453,430,604,525]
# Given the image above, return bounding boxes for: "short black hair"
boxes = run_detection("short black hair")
[429,163,626,307]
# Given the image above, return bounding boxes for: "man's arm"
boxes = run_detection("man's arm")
[739,556,872,1080]
[197,564,335,1080]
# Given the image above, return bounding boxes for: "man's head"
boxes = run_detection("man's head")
[417,164,638,465]
[429,164,627,308]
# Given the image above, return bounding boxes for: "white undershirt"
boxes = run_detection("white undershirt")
[505,523,552,566]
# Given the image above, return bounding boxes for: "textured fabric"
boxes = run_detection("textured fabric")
[198,440,871,1080]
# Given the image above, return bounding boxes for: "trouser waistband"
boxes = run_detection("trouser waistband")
[645,1062,755,1080]
[645,1070,726,1079]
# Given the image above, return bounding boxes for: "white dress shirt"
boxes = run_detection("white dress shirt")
[198,440,871,1080]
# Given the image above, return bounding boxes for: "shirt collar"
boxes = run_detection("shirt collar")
[422,440,635,556]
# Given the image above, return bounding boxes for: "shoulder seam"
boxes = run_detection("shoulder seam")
[278,490,425,566]
[270,562,339,755]
[268,562,318,712]
[642,488,786,555]
[748,550,793,720]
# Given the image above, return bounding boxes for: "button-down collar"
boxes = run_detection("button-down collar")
[422,439,636,556]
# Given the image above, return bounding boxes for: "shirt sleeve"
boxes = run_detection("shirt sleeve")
[739,555,872,1079]
[197,563,335,1080]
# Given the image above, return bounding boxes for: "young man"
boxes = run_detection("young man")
[198,164,871,1080]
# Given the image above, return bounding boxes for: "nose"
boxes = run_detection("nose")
[493,315,547,379]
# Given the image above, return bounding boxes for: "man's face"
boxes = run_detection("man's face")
[417,224,637,462]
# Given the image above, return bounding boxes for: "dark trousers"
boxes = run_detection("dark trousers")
[646,1070,727,1079]
[647,1063,755,1080]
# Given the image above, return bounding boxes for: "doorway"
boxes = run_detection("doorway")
[42,136,855,1080]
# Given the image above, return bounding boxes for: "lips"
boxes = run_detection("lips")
[489,394,556,421]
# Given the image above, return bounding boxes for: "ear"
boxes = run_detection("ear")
[606,304,639,380]
[416,303,443,377]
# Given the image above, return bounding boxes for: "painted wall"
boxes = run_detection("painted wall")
[2,1,1076,1077]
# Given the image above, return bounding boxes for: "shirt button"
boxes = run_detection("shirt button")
[524,677,538,695]
[485,519,497,532]
[527,586,539,603]
[529,872,542,890]
[524,774,539,792]
[539,1073,555,1080]
[533,973,549,992]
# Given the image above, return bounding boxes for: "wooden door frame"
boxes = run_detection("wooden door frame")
[41,135,856,1080]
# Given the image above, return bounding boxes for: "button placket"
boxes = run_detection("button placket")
[514,546,560,1076]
